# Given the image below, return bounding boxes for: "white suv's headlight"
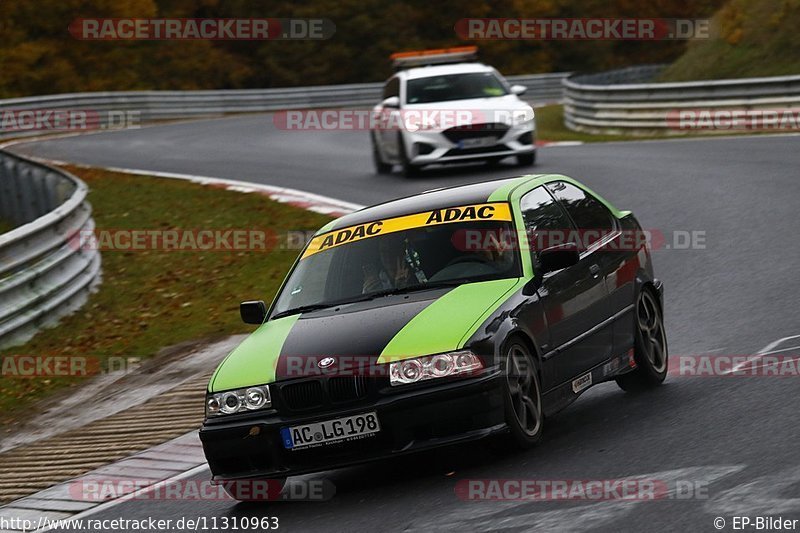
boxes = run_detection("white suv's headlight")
[513,108,535,126]
[206,385,271,417]
[389,350,483,386]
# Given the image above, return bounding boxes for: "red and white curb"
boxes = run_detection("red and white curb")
[25,158,366,218]
[1,133,365,218]
[536,140,584,147]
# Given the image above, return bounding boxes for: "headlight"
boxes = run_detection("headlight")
[245,387,268,409]
[205,385,271,417]
[513,108,535,126]
[389,350,483,386]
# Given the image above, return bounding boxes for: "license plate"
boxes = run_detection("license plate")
[281,412,380,450]
[458,137,497,149]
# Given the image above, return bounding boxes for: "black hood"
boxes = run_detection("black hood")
[274,288,451,379]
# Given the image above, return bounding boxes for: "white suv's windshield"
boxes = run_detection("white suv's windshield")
[406,72,508,104]
[271,215,521,319]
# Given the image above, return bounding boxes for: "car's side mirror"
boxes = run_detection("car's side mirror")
[240,300,267,325]
[510,84,527,96]
[522,243,581,296]
[381,96,400,109]
[538,242,580,274]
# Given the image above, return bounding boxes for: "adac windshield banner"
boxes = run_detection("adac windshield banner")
[301,202,513,259]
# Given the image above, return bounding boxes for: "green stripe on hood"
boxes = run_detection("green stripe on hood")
[378,278,523,363]
[209,314,299,392]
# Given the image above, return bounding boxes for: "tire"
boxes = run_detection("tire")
[222,478,286,502]
[502,339,544,448]
[398,132,421,177]
[616,288,668,392]
[371,134,392,175]
[517,152,536,166]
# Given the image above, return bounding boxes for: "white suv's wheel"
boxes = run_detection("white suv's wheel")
[371,134,391,175]
[398,132,421,177]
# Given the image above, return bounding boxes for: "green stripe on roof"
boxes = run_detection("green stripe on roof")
[487,175,537,202]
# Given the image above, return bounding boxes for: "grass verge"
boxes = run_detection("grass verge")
[0,166,332,427]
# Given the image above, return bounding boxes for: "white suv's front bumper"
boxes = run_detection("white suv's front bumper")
[404,122,535,165]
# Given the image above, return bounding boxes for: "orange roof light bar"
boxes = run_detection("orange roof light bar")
[390,46,478,60]
[391,46,478,69]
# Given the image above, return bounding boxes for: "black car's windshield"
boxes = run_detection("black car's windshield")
[271,212,521,318]
[406,72,508,104]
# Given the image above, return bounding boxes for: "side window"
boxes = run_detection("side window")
[520,186,575,254]
[547,182,615,247]
[382,77,400,100]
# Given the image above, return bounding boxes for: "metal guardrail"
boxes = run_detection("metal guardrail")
[0,73,569,139]
[508,73,570,102]
[0,150,100,349]
[563,65,800,134]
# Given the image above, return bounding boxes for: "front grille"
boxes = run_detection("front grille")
[444,144,510,157]
[279,376,370,411]
[281,380,324,410]
[329,376,369,402]
[442,123,510,143]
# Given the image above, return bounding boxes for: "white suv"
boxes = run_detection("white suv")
[371,49,536,177]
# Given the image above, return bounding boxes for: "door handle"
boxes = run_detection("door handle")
[589,264,601,278]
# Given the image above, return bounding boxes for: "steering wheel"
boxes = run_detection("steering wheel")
[443,254,495,268]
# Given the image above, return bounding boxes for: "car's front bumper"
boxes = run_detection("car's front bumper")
[200,369,506,481]
[405,124,535,165]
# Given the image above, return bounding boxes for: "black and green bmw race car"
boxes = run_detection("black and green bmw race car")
[200,174,667,501]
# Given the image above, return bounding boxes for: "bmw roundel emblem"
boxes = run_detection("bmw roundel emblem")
[318,357,336,369]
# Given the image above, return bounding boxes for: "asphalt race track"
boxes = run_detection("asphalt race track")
[11,116,800,532]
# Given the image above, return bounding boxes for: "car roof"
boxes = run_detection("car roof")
[396,62,496,81]
[316,175,552,234]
